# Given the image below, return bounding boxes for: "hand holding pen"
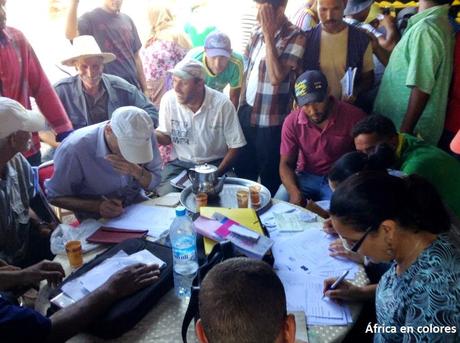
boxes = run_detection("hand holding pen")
[323,270,350,299]
[99,195,124,218]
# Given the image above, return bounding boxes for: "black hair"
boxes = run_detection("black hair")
[351,114,397,139]
[330,172,451,234]
[254,0,288,9]
[328,144,395,184]
[432,0,451,5]
[199,258,286,343]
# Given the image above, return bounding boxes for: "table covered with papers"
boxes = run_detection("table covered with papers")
[38,198,368,343]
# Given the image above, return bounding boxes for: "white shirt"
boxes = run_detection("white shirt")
[157,86,247,164]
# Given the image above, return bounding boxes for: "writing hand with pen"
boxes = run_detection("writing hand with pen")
[99,195,124,219]
[323,274,368,302]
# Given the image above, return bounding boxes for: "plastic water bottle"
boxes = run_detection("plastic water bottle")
[169,206,198,298]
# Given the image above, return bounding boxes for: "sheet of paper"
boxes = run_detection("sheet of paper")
[62,249,166,301]
[273,211,315,232]
[277,270,307,312]
[104,204,176,238]
[272,223,359,278]
[305,277,352,326]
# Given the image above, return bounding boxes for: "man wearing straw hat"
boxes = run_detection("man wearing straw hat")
[54,35,158,131]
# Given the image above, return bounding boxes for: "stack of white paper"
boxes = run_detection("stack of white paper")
[104,204,176,238]
[62,249,165,302]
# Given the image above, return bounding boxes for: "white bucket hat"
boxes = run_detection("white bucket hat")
[61,35,116,66]
[110,106,154,164]
[0,97,47,139]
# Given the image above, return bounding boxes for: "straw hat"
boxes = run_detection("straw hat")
[61,35,116,66]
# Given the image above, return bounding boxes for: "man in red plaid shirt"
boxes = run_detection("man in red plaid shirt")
[0,0,73,166]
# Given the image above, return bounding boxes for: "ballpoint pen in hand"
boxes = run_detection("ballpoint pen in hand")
[323,269,350,298]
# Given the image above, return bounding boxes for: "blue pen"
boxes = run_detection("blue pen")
[323,269,350,298]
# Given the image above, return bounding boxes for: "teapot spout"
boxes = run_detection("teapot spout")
[215,174,227,194]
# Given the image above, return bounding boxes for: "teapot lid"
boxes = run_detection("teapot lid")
[194,163,218,173]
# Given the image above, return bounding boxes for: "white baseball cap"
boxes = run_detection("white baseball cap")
[0,97,47,139]
[110,106,154,164]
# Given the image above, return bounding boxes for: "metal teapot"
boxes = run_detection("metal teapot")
[187,163,226,197]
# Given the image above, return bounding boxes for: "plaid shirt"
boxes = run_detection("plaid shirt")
[240,18,306,127]
[0,27,73,157]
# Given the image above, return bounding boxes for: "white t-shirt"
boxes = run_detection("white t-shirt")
[157,86,247,164]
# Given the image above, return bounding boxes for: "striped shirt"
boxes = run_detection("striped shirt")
[0,27,73,157]
[240,18,306,127]
[0,154,35,264]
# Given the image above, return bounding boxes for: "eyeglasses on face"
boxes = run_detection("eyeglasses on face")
[340,225,374,253]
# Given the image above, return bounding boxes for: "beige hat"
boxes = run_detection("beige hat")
[0,97,47,139]
[168,59,205,80]
[110,106,154,164]
[61,35,116,66]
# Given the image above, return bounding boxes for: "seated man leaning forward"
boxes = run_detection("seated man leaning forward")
[155,59,246,196]
[196,257,297,343]
[275,70,366,205]
[45,106,162,220]
[0,98,55,267]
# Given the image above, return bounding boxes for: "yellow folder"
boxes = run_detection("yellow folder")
[199,207,264,254]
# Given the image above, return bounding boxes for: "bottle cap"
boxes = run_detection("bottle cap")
[175,206,186,216]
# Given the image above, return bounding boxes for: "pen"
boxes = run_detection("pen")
[323,269,349,298]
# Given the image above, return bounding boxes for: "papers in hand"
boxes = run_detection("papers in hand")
[340,67,357,98]
[60,249,165,305]
[170,170,192,189]
[104,204,176,239]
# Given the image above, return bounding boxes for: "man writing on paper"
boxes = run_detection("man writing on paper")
[45,106,162,220]
[155,59,246,196]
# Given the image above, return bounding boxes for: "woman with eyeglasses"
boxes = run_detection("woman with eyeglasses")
[324,172,460,342]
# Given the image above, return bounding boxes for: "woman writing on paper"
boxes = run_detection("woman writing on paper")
[324,172,460,342]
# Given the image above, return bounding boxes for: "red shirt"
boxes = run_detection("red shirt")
[280,97,366,175]
[446,33,460,133]
[0,27,72,157]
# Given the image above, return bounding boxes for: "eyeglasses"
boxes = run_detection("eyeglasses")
[340,226,374,253]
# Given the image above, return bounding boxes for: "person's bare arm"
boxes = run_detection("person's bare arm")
[134,51,148,93]
[260,4,293,85]
[0,261,64,291]
[355,70,374,97]
[378,14,399,51]
[323,278,377,301]
[229,88,241,110]
[65,0,80,40]
[279,154,303,206]
[39,131,59,149]
[217,148,240,176]
[400,87,430,135]
[50,197,123,219]
[155,131,172,146]
[46,264,159,343]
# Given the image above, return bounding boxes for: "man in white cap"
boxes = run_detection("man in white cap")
[55,35,158,130]
[186,31,244,109]
[0,97,55,266]
[155,59,246,196]
[45,106,162,220]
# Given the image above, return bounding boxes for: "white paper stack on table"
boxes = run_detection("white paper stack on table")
[59,249,165,305]
[260,203,359,326]
[104,204,176,239]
